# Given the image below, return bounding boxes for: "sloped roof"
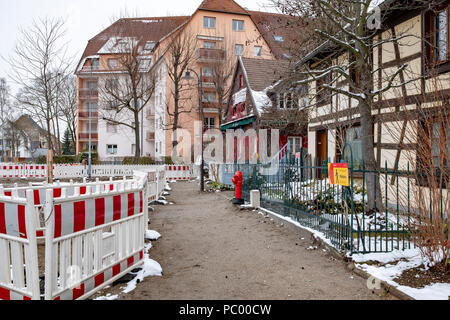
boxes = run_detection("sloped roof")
[241,57,290,91]
[197,0,249,15]
[249,11,305,60]
[76,16,190,72]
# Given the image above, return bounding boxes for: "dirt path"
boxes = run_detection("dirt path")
[94,181,395,300]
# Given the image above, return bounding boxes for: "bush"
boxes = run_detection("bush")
[164,156,173,165]
[54,155,77,164]
[78,152,99,165]
[123,157,155,165]
[35,155,47,164]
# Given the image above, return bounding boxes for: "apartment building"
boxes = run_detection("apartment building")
[75,0,298,161]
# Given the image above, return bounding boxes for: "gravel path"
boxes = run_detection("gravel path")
[93,181,396,300]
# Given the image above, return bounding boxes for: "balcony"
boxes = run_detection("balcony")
[197,48,225,63]
[146,108,155,119]
[78,111,98,119]
[79,65,100,73]
[146,131,155,141]
[78,88,98,99]
[78,132,98,140]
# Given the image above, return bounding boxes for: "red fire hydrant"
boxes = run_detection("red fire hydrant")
[232,171,244,204]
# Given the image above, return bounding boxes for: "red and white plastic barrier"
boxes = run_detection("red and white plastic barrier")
[0,169,163,300]
[165,165,191,181]
[0,190,40,300]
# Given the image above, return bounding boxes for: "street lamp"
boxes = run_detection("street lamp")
[183,69,204,192]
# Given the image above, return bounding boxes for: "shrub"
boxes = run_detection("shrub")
[164,156,173,165]
[78,152,99,164]
[35,155,47,164]
[123,157,155,165]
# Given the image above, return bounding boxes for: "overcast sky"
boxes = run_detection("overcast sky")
[0,0,275,94]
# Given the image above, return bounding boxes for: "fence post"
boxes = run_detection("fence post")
[44,189,54,300]
[25,189,40,300]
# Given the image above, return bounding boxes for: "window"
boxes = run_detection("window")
[204,117,215,129]
[235,44,243,56]
[417,117,449,187]
[273,35,284,42]
[107,144,118,155]
[86,102,97,112]
[239,75,244,89]
[315,75,331,105]
[131,144,136,154]
[204,41,216,49]
[254,46,262,57]
[202,92,216,103]
[232,20,244,31]
[279,92,294,109]
[202,67,213,77]
[288,137,302,157]
[425,3,450,67]
[203,17,216,28]
[90,58,99,70]
[86,80,97,90]
[144,41,156,51]
[424,118,449,168]
[108,59,118,69]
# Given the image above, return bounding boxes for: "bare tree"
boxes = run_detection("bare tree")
[98,37,156,162]
[163,28,197,159]
[0,78,10,160]
[6,17,71,154]
[209,44,236,126]
[3,120,24,159]
[58,75,77,150]
[275,0,432,211]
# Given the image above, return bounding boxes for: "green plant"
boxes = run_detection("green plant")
[164,156,173,165]
[123,156,155,165]
[35,155,46,164]
[79,152,99,164]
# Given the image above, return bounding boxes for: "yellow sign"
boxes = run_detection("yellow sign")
[328,163,349,186]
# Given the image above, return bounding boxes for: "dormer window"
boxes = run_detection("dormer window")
[273,35,284,42]
[144,41,156,51]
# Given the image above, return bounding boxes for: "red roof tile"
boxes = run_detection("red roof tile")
[249,11,306,60]
[76,16,189,72]
[197,0,249,15]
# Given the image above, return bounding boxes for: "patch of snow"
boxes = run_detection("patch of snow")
[352,248,450,300]
[122,243,162,294]
[94,293,119,300]
[250,89,272,116]
[145,230,161,241]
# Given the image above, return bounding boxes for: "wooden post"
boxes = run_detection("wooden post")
[46,150,53,184]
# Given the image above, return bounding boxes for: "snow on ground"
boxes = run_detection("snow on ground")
[94,293,119,300]
[145,229,161,240]
[122,242,162,294]
[350,248,450,300]
[259,207,449,300]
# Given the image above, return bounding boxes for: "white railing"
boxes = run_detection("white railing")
[0,168,168,300]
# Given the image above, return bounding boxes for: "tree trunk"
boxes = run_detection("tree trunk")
[134,107,140,163]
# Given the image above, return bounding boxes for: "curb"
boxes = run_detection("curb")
[257,206,415,301]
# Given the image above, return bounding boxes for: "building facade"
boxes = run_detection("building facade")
[75,0,298,161]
